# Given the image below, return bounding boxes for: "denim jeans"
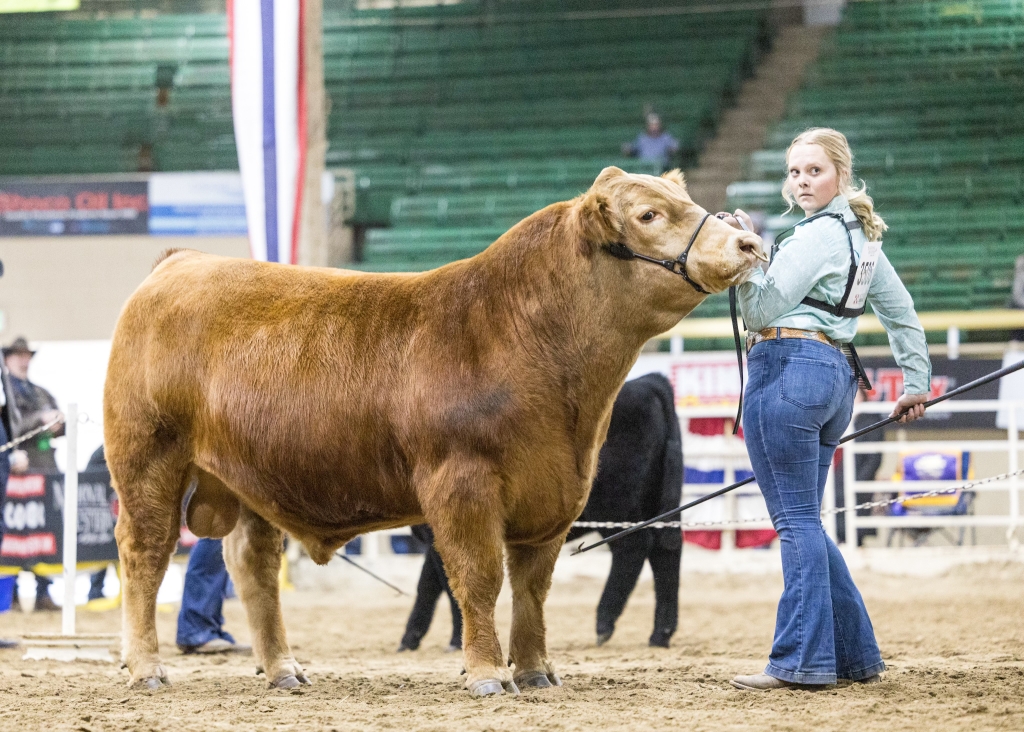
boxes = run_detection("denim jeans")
[176,538,236,649]
[744,337,885,684]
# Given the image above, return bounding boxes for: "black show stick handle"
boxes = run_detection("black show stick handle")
[572,356,1024,556]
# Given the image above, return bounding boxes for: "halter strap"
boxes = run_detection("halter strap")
[604,212,712,295]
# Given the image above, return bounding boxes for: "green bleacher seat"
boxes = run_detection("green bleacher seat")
[328,66,733,111]
[389,189,577,228]
[766,105,1024,147]
[746,138,1024,178]
[844,0,1024,29]
[828,24,1024,56]
[0,65,157,93]
[788,79,1024,117]
[345,158,660,224]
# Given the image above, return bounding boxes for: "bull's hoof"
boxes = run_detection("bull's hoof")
[548,672,563,687]
[133,676,169,691]
[648,631,673,648]
[596,631,613,647]
[503,680,521,696]
[468,679,505,697]
[270,673,311,690]
[516,670,552,689]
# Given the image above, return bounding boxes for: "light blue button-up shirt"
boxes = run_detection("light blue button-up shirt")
[736,194,932,395]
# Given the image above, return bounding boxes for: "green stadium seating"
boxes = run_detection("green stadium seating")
[788,79,1024,117]
[0,2,766,271]
[767,105,1024,147]
[347,158,659,224]
[746,138,1024,178]
[844,0,1024,29]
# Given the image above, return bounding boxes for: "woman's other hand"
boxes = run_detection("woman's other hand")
[10,450,29,474]
[715,209,755,232]
[891,393,927,423]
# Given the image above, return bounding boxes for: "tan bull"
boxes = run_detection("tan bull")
[104,167,764,695]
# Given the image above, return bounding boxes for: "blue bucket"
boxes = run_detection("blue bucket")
[0,575,15,613]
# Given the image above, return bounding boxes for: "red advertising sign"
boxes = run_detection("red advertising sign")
[0,181,148,236]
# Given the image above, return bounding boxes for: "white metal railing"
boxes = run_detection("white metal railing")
[843,399,1021,550]
[679,399,1024,551]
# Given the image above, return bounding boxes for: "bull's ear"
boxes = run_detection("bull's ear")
[593,166,626,190]
[661,169,687,191]
[576,190,622,247]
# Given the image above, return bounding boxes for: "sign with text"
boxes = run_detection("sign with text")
[0,181,148,236]
[148,172,247,236]
[0,471,119,569]
[1,470,194,570]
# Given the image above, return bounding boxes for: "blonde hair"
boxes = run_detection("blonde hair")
[782,127,887,242]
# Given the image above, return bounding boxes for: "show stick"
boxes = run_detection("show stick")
[336,552,410,596]
[572,356,1024,555]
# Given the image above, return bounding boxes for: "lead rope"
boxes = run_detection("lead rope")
[729,286,744,435]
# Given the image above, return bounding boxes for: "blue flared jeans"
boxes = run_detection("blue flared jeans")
[744,337,885,684]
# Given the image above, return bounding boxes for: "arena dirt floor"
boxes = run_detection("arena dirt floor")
[1,561,1023,732]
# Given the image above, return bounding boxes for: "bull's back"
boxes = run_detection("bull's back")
[104,251,471,531]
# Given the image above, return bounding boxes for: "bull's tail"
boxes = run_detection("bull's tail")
[652,373,683,551]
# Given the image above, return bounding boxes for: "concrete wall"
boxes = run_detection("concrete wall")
[0,235,249,342]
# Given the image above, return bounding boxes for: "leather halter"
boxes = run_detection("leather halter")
[604,212,712,295]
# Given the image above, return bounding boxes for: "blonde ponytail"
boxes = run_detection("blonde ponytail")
[783,127,887,242]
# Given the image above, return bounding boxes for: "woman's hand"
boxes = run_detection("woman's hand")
[10,450,28,474]
[715,209,755,232]
[891,393,927,423]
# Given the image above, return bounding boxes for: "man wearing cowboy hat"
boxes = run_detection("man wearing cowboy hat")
[3,337,65,612]
[3,337,64,473]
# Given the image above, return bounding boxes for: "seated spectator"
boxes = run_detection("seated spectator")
[622,113,680,171]
[4,337,64,612]
[0,353,16,647]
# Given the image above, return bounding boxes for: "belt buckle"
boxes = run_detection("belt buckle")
[745,332,756,353]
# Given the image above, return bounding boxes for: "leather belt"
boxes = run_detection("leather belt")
[745,327,842,354]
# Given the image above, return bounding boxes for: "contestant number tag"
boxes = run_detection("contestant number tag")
[846,240,882,312]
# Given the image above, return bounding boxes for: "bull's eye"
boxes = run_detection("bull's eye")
[640,210,657,222]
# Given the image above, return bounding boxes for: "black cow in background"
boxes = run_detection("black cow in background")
[399,373,683,649]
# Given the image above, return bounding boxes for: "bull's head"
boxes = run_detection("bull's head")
[574,166,766,328]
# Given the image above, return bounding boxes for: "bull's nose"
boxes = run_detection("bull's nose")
[735,233,768,263]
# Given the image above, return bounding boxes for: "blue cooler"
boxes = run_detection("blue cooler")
[0,574,16,613]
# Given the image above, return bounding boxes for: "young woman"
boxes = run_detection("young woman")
[721,128,931,691]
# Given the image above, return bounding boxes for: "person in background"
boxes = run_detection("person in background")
[4,337,64,613]
[0,333,19,648]
[85,445,118,610]
[622,113,680,172]
[397,525,462,653]
[176,537,251,655]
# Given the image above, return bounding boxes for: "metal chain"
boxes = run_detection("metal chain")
[571,468,1024,531]
[0,416,65,455]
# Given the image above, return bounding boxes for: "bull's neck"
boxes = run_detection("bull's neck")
[476,207,674,433]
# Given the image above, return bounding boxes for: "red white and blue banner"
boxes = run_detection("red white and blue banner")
[228,0,306,264]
